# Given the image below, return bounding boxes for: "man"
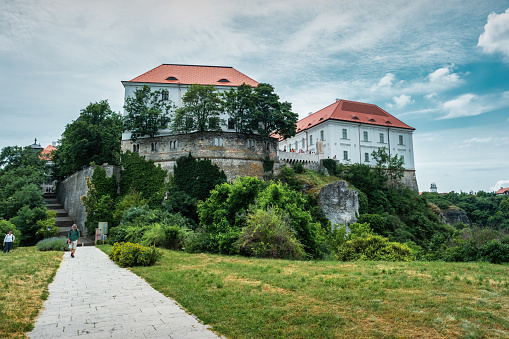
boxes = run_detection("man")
[3,230,15,253]
[67,224,80,258]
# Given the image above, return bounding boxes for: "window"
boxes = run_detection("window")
[301,138,305,149]
[228,119,235,130]
[320,130,324,141]
[342,128,347,139]
[379,133,384,143]
[399,135,404,145]
[161,90,169,101]
[364,153,369,162]
[310,135,313,145]
[343,151,348,160]
[214,137,223,147]
[363,131,368,142]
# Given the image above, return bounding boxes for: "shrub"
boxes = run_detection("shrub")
[36,237,68,251]
[236,208,305,260]
[336,235,414,261]
[109,242,161,267]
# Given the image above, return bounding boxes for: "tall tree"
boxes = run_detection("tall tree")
[172,84,223,133]
[52,100,123,179]
[123,85,175,142]
[222,83,256,133]
[252,83,298,139]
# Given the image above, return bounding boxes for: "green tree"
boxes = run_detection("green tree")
[222,83,256,133]
[252,83,298,139]
[371,147,404,186]
[52,100,123,179]
[123,85,174,142]
[172,84,223,133]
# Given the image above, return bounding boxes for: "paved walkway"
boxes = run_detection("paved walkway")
[27,247,222,339]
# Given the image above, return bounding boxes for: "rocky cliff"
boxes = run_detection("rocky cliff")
[318,180,359,228]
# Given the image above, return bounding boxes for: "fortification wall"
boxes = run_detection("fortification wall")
[56,165,119,235]
[121,132,279,181]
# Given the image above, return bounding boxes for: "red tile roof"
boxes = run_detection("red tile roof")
[40,145,56,161]
[496,187,509,195]
[295,100,415,133]
[126,64,259,87]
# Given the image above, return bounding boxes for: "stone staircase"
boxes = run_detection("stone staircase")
[44,192,95,246]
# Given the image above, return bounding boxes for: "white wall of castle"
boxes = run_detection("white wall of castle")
[279,120,415,170]
[121,82,237,141]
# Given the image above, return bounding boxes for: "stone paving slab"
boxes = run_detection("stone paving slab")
[27,247,223,339]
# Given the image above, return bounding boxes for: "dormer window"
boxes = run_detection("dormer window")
[218,78,230,83]
[166,76,178,81]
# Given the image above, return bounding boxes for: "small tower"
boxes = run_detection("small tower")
[430,182,437,193]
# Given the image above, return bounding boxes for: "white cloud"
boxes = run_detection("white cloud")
[490,180,509,192]
[428,66,460,84]
[478,8,509,59]
[391,94,414,108]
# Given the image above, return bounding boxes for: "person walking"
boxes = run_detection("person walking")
[3,230,15,253]
[67,224,80,258]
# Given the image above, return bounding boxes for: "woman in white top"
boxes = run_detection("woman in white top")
[3,231,15,253]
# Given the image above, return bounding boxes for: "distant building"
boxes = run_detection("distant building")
[496,187,509,196]
[430,182,438,193]
[279,99,415,170]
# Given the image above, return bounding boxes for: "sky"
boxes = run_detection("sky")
[1,0,508,193]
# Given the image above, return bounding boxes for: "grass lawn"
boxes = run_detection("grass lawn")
[99,245,509,338]
[0,247,62,338]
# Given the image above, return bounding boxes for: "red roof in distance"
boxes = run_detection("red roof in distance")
[496,187,509,195]
[295,100,415,133]
[40,144,56,161]
[126,64,259,87]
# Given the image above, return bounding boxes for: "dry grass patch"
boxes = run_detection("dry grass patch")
[0,247,62,338]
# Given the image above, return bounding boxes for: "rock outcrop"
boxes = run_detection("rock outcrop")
[318,180,359,228]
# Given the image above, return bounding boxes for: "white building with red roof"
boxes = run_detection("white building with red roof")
[279,99,416,171]
[122,64,258,140]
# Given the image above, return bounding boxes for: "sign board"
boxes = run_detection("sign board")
[98,222,108,235]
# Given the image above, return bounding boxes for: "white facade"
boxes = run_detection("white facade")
[121,82,238,140]
[279,120,415,170]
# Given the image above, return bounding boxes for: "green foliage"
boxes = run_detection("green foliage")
[222,83,257,133]
[35,210,59,239]
[236,208,305,260]
[9,206,48,246]
[52,100,122,179]
[0,219,21,249]
[112,189,147,226]
[36,237,68,251]
[120,151,167,208]
[81,167,117,234]
[371,147,405,186]
[172,84,223,133]
[123,85,174,142]
[422,191,509,229]
[172,153,226,202]
[252,83,298,139]
[336,235,414,261]
[199,177,266,230]
[292,161,304,174]
[109,242,161,267]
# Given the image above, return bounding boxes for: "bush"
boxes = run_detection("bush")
[36,237,69,251]
[336,235,414,261]
[109,242,161,267]
[236,208,305,260]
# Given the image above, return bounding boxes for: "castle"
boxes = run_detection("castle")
[121,64,418,190]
